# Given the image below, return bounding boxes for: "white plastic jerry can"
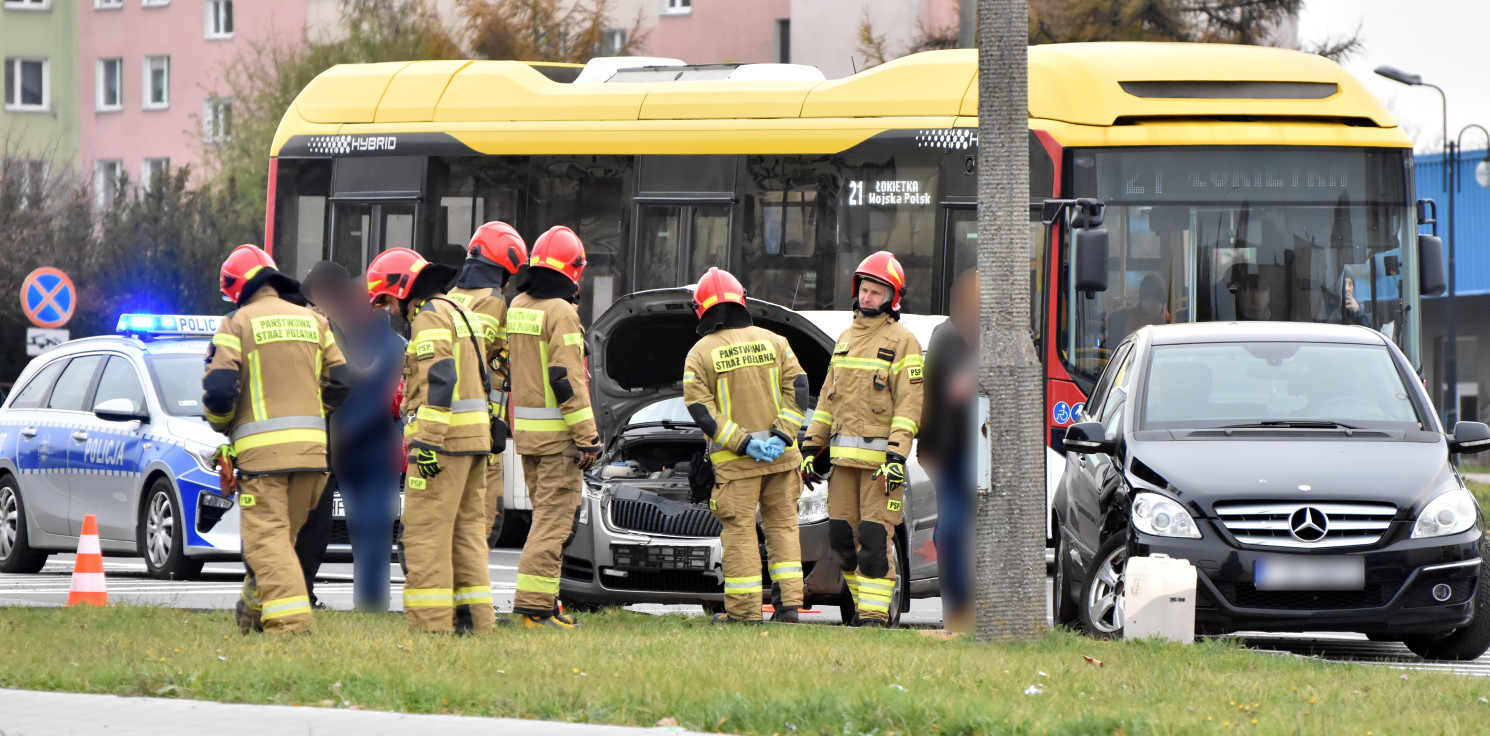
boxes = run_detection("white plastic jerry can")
[1121,553,1197,643]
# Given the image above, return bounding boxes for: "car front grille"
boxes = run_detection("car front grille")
[607,498,722,538]
[1217,582,1392,610]
[330,519,402,547]
[1213,502,1396,549]
[598,568,723,593]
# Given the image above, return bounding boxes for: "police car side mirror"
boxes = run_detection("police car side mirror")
[94,398,148,423]
[1063,421,1114,455]
[1449,421,1490,455]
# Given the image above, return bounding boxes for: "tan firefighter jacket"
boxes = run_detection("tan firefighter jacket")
[507,293,598,455]
[447,285,509,421]
[684,325,807,481]
[401,297,493,456]
[805,311,924,469]
[202,286,348,474]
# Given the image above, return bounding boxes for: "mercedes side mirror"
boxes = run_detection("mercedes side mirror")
[1063,421,1115,455]
[1449,421,1490,455]
[94,398,148,423]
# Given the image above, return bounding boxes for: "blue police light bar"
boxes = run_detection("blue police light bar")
[115,314,223,338]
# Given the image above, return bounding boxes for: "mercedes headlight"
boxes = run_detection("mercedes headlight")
[798,484,829,524]
[1411,488,1479,538]
[1131,492,1201,539]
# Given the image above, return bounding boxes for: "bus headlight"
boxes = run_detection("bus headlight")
[1131,492,1200,539]
[1412,488,1479,538]
[798,484,829,524]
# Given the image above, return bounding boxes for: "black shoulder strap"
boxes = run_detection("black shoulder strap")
[430,296,491,396]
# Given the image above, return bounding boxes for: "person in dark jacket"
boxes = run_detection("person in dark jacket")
[299,261,406,613]
[918,269,978,633]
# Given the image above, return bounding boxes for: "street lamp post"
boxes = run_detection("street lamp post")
[1375,65,1457,426]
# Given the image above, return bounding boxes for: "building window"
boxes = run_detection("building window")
[775,18,790,63]
[142,157,169,191]
[203,97,232,142]
[143,56,169,109]
[3,58,49,112]
[95,159,123,209]
[205,0,232,38]
[3,0,51,10]
[97,58,123,111]
[660,0,689,14]
[602,28,627,56]
[94,0,122,9]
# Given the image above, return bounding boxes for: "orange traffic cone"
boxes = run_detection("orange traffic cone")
[66,514,108,606]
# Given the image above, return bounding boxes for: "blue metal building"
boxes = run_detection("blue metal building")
[1416,147,1490,422]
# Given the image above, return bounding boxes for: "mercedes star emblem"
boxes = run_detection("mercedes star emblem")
[1289,506,1329,542]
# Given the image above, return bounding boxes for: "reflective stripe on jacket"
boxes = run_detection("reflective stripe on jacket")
[401,298,492,456]
[508,293,598,455]
[683,325,805,481]
[202,287,347,473]
[804,311,924,469]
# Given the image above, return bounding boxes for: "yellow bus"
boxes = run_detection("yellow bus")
[268,41,1438,464]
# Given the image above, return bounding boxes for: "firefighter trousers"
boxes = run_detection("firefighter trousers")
[827,465,904,622]
[401,452,494,634]
[711,470,804,621]
[514,454,581,616]
[237,471,327,634]
[485,453,504,540]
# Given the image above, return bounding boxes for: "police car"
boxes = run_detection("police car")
[0,315,243,579]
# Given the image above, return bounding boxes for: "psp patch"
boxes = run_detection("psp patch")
[416,341,435,359]
[239,494,256,508]
[908,365,923,384]
[888,499,902,512]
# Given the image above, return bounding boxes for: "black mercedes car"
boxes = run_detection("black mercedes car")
[1052,321,1490,660]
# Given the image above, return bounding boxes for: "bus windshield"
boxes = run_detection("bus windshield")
[1062,146,1414,388]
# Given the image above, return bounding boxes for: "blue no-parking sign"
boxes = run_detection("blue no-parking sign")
[20,268,75,329]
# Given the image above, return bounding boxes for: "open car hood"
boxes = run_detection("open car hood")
[588,288,837,441]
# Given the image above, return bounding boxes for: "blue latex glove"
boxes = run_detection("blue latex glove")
[764,435,787,461]
[745,438,774,462]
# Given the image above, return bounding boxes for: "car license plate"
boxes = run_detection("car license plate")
[612,544,709,571]
[1254,555,1364,591]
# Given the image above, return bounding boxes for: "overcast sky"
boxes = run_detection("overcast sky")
[1298,0,1490,153]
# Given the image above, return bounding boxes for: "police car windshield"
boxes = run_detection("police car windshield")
[146,355,206,417]
[1138,342,1423,431]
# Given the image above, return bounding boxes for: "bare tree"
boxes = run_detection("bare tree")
[462,0,649,63]
[975,0,1045,641]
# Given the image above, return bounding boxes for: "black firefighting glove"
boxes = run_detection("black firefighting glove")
[873,452,907,495]
[408,442,442,479]
[799,445,829,487]
[576,441,603,472]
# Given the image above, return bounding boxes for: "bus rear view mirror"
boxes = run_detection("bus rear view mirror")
[1075,228,1109,293]
[1419,233,1446,297]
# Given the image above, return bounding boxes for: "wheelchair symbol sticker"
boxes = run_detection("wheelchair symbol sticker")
[1053,402,1071,425]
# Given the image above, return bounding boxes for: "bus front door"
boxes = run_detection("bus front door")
[329,200,418,274]
[634,203,730,291]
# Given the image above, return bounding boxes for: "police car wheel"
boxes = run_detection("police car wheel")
[137,479,203,581]
[0,476,49,574]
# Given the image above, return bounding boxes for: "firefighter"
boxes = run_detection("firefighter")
[801,251,924,628]
[203,244,350,635]
[446,221,527,546]
[684,268,809,625]
[509,226,601,630]
[366,247,495,635]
